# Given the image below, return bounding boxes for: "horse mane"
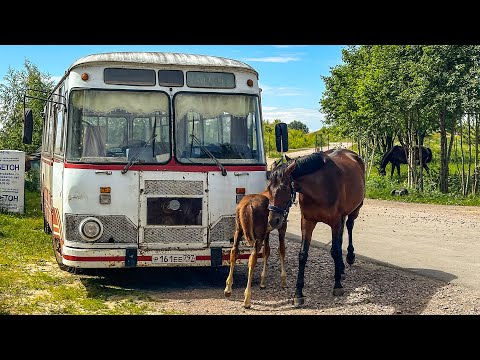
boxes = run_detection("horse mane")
[380,146,397,169]
[271,152,328,180]
[292,152,329,178]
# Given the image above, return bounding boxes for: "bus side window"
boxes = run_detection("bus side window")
[54,104,64,155]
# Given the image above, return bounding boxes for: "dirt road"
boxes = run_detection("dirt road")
[286,198,480,290]
[90,197,480,315]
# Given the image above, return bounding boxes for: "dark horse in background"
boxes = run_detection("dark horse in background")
[267,148,365,306]
[379,145,432,177]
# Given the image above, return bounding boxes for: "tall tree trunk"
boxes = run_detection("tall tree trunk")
[366,136,377,179]
[460,116,466,195]
[416,108,423,191]
[454,133,461,192]
[467,114,472,196]
[439,109,449,193]
[474,113,479,195]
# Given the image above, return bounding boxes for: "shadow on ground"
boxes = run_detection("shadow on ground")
[77,232,459,314]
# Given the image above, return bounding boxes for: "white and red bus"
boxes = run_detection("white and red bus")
[23,52,268,272]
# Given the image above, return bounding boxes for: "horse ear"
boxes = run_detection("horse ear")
[285,161,296,176]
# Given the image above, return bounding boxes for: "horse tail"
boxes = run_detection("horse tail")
[425,147,432,163]
[237,201,256,246]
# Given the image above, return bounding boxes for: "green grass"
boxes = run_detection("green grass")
[355,132,480,206]
[0,190,185,315]
[366,166,480,206]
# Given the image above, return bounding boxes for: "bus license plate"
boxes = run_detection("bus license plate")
[152,254,197,264]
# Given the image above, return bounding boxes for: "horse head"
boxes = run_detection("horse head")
[378,165,386,176]
[267,159,296,230]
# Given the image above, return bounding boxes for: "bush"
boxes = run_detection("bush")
[24,169,40,191]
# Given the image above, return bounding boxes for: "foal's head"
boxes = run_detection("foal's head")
[267,159,296,230]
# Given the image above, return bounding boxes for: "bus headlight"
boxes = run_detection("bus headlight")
[79,217,103,241]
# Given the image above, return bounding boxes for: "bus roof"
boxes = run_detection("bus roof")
[68,52,258,76]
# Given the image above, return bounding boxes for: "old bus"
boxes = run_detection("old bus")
[23,52,268,271]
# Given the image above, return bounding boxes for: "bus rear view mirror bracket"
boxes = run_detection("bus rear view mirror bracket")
[22,88,67,144]
[23,108,33,144]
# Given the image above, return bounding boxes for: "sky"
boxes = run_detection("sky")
[0,45,346,133]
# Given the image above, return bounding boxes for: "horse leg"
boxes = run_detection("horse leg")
[390,162,395,177]
[331,216,346,296]
[396,163,400,177]
[293,218,316,307]
[278,221,288,288]
[424,163,430,174]
[224,224,242,297]
[346,203,362,265]
[260,233,270,289]
[244,241,261,309]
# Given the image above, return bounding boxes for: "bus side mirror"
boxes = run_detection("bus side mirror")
[275,122,288,152]
[23,108,33,144]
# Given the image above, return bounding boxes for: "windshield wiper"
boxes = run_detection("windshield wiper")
[121,132,157,174]
[190,134,227,176]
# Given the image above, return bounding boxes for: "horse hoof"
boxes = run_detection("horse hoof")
[244,303,251,309]
[346,254,355,265]
[260,284,266,289]
[224,290,232,298]
[333,287,345,296]
[341,273,346,281]
[293,296,305,307]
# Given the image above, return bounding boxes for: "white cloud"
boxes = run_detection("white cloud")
[244,56,300,63]
[262,107,326,132]
[260,84,303,96]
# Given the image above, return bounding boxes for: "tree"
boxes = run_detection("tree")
[0,59,54,153]
[288,120,309,134]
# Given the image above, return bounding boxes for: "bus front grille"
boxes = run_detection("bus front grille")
[143,227,203,243]
[144,180,203,195]
[210,216,236,243]
[65,214,137,243]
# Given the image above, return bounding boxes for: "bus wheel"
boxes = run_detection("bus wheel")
[43,216,52,234]
[52,236,76,273]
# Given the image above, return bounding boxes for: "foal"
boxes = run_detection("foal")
[224,189,288,309]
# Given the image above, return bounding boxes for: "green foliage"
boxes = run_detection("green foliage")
[263,119,347,157]
[320,45,480,194]
[287,120,309,134]
[24,168,40,192]
[366,171,480,206]
[0,59,54,153]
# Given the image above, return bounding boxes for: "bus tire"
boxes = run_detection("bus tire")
[43,216,52,234]
[52,236,77,273]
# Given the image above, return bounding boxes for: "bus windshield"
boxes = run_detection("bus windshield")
[66,89,170,163]
[174,93,265,165]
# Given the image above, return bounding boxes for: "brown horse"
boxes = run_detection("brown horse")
[224,186,290,309]
[267,148,365,306]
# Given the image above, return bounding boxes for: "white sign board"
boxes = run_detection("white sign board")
[0,150,25,213]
